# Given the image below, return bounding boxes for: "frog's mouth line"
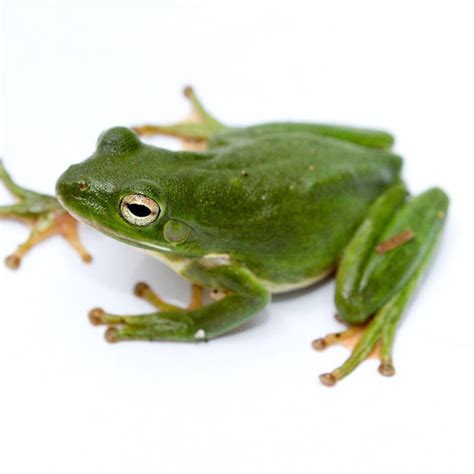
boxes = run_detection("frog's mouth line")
[96,223,174,254]
[88,216,175,254]
[57,194,174,254]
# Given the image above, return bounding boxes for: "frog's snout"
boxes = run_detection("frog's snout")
[56,164,91,208]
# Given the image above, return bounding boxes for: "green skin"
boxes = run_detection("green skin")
[1,91,449,385]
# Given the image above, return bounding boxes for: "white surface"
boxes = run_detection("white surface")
[1,2,473,473]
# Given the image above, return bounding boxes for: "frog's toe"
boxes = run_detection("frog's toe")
[133,281,204,311]
[132,281,184,311]
[56,212,92,263]
[104,327,119,343]
[5,254,21,270]
[88,307,128,326]
[88,308,107,326]
[311,324,374,353]
[319,373,338,387]
[91,312,197,343]
[134,281,150,298]
[378,360,396,377]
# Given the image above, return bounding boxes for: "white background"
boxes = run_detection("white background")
[1,1,473,473]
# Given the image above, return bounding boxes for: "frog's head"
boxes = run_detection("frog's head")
[56,127,204,257]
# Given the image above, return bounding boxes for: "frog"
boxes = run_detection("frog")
[0,87,449,386]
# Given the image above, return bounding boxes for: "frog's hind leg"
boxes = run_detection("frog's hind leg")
[314,185,449,386]
[0,161,91,268]
[132,86,225,144]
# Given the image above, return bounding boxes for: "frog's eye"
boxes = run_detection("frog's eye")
[120,194,160,226]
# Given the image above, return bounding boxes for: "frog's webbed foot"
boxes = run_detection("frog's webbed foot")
[87,263,269,343]
[312,311,395,387]
[312,316,381,358]
[88,282,220,342]
[132,86,225,145]
[0,160,91,269]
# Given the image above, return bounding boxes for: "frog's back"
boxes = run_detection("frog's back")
[180,133,402,290]
[207,132,400,185]
[210,122,395,150]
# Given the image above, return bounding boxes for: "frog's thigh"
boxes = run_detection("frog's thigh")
[89,263,270,343]
[338,186,448,323]
[315,186,449,385]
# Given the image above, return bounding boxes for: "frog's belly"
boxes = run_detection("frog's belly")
[144,249,334,294]
[258,266,334,293]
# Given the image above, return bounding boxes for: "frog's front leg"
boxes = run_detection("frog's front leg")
[314,184,449,386]
[132,86,225,143]
[88,262,270,343]
[0,161,91,268]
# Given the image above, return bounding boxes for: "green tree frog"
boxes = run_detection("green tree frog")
[0,87,448,386]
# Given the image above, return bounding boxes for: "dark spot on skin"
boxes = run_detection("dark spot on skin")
[241,170,249,177]
[79,182,88,191]
[335,333,341,338]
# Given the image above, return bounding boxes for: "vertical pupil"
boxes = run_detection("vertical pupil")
[127,203,151,217]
